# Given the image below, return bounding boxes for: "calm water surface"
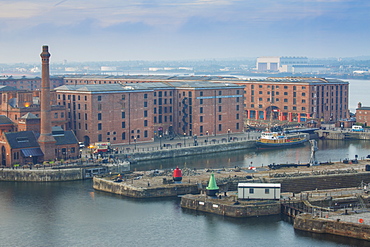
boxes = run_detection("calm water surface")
[0,180,367,247]
[1,140,370,247]
[136,139,370,171]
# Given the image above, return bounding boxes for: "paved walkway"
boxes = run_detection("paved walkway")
[106,131,261,154]
[329,212,370,224]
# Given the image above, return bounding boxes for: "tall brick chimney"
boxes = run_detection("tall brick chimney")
[38,45,56,161]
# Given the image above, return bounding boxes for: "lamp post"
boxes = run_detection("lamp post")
[227,129,230,142]
[134,137,137,150]
[159,135,162,149]
[183,133,186,147]
[206,131,209,144]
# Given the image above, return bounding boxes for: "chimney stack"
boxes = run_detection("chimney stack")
[38,45,56,161]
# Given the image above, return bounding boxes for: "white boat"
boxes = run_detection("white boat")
[256,131,308,148]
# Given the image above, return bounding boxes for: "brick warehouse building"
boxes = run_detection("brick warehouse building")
[0,86,67,130]
[0,46,79,167]
[0,75,64,90]
[2,74,350,123]
[54,81,244,146]
[1,74,350,148]
[355,102,370,126]
[231,77,349,123]
[169,81,244,137]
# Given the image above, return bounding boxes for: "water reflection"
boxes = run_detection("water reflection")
[135,140,370,171]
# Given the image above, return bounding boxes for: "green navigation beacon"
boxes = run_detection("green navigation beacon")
[206,173,219,196]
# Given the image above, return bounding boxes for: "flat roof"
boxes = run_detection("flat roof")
[54,81,243,93]
[245,77,348,84]
[238,183,281,188]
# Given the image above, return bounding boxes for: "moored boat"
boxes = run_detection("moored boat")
[256,131,308,148]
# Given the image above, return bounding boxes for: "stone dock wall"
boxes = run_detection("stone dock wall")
[267,172,370,193]
[294,214,370,241]
[93,177,199,198]
[317,130,370,140]
[180,195,281,217]
[93,172,370,198]
[0,168,85,182]
[119,141,256,162]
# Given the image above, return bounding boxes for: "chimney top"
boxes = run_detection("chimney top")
[40,45,50,58]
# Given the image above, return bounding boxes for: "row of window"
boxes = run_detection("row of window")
[180,90,241,98]
[61,89,242,103]
[252,91,306,96]
[12,148,76,161]
[197,123,240,133]
[252,85,306,90]
[154,91,173,97]
[98,120,150,131]
[199,114,240,122]
[250,105,307,111]
[54,112,65,118]
[199,98,240,104]
[248,188,271,194]
[97,131,149,142]
[255,98,306,103]
[154,115,172,124]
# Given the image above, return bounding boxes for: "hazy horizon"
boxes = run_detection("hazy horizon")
[1,0,369,64]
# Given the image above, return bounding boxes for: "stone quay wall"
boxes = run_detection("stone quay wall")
[180,195,281,217]
[294,214,370,241]
[317,130,370,140]
[93,177,199,198]
[93,173,370,199]
[0,168,85,182]
[267,172,370,193]
[120,141,256,162]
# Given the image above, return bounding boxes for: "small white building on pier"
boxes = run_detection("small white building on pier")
[238,183,281,200]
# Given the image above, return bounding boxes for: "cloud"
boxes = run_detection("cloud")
[0,2,42,18]
[0,0,369,63]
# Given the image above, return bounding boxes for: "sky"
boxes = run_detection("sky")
[1,0,370,63]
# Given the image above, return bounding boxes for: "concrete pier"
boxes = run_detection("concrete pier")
[93,177,199,198]
[180,194,280,217]
[316,129,370,140]
[93,160,370,198]
[117,140,256,162]
[0,168,85,182]
[294,213,370,241]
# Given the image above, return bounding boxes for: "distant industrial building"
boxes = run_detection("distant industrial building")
[256,56,325,73]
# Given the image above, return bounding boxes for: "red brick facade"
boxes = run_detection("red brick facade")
[0,90,67,130]
[355,102,370,126]
[55,81,244,145]
[0,76,63,90]
[56,85,155,146]
[232,77,349,123]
